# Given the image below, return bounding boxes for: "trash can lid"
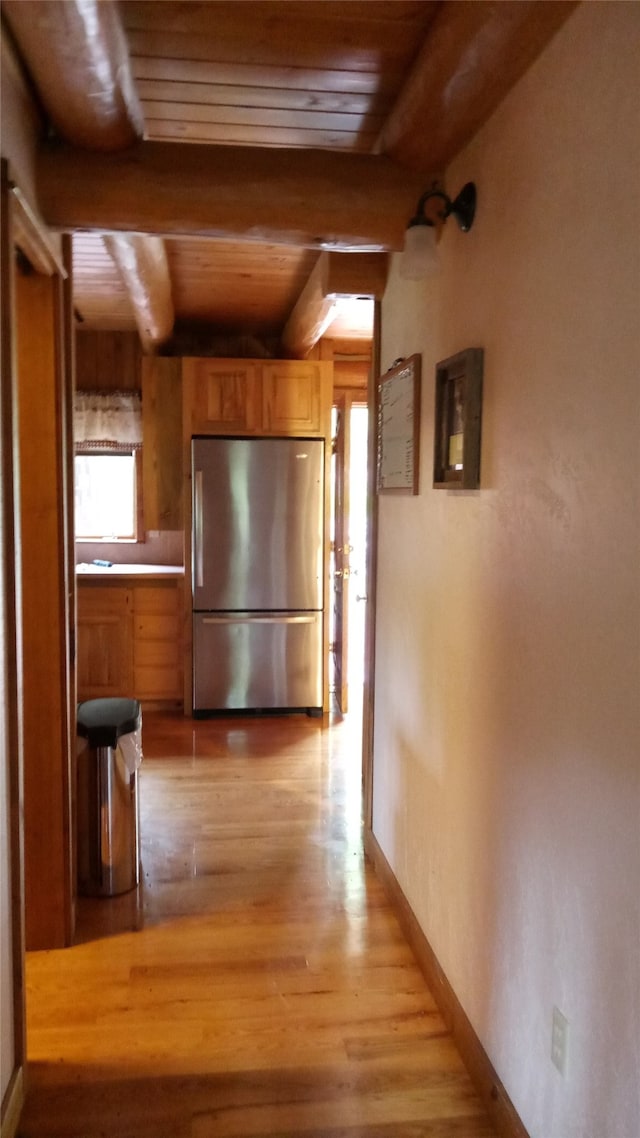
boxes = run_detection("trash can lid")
[77,698,141,748]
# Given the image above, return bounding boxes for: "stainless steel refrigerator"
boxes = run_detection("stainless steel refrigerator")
[191,436,324,714]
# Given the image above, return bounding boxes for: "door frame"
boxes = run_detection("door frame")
[361,301,381,831]
[0,158,26,1138]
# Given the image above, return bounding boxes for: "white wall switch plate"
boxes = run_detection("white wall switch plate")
[551,1006,569,1075]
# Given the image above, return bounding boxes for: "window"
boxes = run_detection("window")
[73,390,143,541]
[74,450,141,541]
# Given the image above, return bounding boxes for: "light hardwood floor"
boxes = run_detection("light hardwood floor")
[22,710,495,1137]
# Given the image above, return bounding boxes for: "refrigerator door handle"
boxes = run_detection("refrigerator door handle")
[194,470,204,589]
[202,615,316,625]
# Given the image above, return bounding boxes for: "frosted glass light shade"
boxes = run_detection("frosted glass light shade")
[400,223,438,280]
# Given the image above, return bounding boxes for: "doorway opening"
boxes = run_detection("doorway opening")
[330,399,369,718]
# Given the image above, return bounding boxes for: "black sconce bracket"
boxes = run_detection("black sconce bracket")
[409,182,477,232]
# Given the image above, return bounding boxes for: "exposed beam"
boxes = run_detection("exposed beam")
[282,256,337,359]
[103,235,174,353]
[36,142,424,251]
[325,253,388,301]
[377,0,579,173]
[3,1,175,347]
[281,252,387,358]
[2,0,144,151]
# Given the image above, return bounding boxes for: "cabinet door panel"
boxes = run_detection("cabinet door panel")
[134,639,177,669]
[184,358,260,434]
[134,666,181,699]
[77,613,133,699]
[133,584,179,616]
[132,581,182,699]
[77,585,133,700]
[77,585,131,617]
[261,361,327,434]
[134,613,178,641]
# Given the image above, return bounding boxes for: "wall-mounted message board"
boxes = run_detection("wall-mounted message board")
[376,354,421,494]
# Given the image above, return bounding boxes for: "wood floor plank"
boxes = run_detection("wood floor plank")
[22,711,495,1137]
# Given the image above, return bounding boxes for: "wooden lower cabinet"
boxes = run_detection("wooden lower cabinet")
[133,583,182,701]
[77,585,133,698]
[77,578,182,704]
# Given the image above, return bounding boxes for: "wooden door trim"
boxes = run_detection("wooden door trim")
[0,1067,25,1138]
[361,301,381,833]
[56,234,76,939]
[15,235,74,950]
[0,157,26,1135]
[331,389,353,715]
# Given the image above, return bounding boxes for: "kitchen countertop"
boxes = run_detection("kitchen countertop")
[76,563,184,580]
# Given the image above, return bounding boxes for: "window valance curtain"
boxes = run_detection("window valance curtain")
[74,391,142,452]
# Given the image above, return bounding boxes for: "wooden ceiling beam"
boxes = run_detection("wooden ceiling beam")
[3,1,177,347]
[103,235,174,353]
[281,251,387,358]
[281,256,338,359]
[36,142,424,251]
[377,0,579,173]
[2,0,143,151]
[325,252,388,300]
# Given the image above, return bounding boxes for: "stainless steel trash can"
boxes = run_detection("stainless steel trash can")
[77,698,142,897]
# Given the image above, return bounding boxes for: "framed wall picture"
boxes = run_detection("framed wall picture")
[433,348,483,490]
[376,354,421,495]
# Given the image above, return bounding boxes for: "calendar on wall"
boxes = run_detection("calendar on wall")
[376,354,421,495]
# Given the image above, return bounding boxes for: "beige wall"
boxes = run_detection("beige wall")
[1,28,41,211]
[373,5,640,1137]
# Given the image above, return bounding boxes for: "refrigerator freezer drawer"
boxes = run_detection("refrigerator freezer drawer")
[193,612,323,712]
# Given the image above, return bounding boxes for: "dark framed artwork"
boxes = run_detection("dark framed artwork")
[433,348,483,490]
[376,354,421,495]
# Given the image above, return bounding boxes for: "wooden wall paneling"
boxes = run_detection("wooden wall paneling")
[332,358,370,391]
[0,159,26,1138]
[15,261,73,951]
[75,330,141,391]
[141,356,182,530]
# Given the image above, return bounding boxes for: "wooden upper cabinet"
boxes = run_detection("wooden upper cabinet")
[182,357,332,438]
[142,357,182,530]
[262,361,328,435]
[183,358,261,434]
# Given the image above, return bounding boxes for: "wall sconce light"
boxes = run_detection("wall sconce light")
[400,182,477,280]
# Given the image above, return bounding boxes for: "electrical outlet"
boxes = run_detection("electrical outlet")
[551,1006,569,1075]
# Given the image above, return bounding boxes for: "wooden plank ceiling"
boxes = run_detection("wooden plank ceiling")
[3,0,576,354]
[69,0,437,349]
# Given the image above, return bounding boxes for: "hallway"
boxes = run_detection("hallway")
[21,712,494,1137]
